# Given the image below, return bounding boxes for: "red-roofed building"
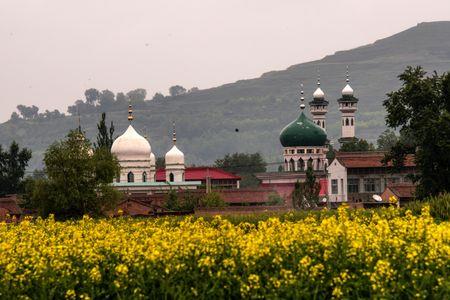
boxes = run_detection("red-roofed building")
[328,151,416,203]
[381,183,416,205]
[155,167,241,189]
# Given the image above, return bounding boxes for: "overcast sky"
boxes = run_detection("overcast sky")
[1,0,449,121]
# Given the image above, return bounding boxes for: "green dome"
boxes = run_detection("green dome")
[279,112,327,147]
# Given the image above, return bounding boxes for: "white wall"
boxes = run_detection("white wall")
[327,159,347,202]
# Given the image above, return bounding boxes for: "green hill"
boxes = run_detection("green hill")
[2,21,450,170]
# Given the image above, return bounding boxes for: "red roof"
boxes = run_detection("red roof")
[387,183,416,198]
[156,167,241,182]
[335,151,415,168]
[0,195,22,215]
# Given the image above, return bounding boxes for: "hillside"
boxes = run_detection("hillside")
[2,21,450,170]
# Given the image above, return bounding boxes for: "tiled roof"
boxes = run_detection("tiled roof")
[335,151,415,168]
[156,167,241,182]
[388,183,416,198]
[0,195,22,215]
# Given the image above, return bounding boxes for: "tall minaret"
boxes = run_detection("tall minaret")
[309,72,329,131]
[338,66,358,145]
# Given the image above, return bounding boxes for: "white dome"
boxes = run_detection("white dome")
[313,87,325,99]
[150,152,156,167]
[111,125,151,161]
[165,145,184,165]
[342,84,354,96]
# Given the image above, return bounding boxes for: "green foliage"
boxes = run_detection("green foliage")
[266,192,284,206]
[404,193,450,222]
[164,190,179,211]
[340,138,375,152]
[94,112,115,151]
[165,190,202,211]
[0,141,32,195]
[292,167,321,209]
[27,130,121,218]
[383,66,450,198]
[199,192,227,208]
[376,129,398,151]
[169,85,187,97]
[215,153,266,188]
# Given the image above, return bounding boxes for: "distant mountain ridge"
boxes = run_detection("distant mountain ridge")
[2,21,450,170]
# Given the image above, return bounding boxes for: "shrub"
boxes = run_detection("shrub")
[199,192,227,208]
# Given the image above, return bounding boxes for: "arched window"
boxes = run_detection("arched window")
[289,158,295,172]
[307,157,313,169]
[142,172,147,183]
[127,172,134,183]
[351,118,354,126]
[284,159,288,171]
[322,120,325,128]
[345,118,350,126]
[169,173,175,182]
[297,158,305,171]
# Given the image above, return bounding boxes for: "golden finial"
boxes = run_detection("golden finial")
[127,101,134,122]
[172,121,177,144]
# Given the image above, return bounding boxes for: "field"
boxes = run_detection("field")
[0,206,449,299]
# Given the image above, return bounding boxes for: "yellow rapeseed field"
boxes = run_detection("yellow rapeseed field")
[0,206,449,299]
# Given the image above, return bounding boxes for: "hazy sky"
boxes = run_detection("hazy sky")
[1,0,450,121]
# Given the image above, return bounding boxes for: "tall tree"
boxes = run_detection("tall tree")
[215,152,266,188]
[16,105,39,120]
[383,66,450,198]
[0,142,32,195]
[99,90,115,109]
[94,113,115,151]
[127,89,147,102]
[340,138,375,152]
[291,166,321,209]
[377,129,398,151]
[85,88,100,105]
[27,130,121,218]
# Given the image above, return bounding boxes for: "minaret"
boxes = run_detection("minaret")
[309,72,329,131]
[338,66,358,145]
[165,122,185,182]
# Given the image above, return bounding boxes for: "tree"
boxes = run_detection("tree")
[340,138,375,152]
[10,112,20,122]
[116,92,128,105]
[94,113,115,151]
[291,166,321,209]
[17,105,39,120]
[26,130,121,218]
[169,85,187,97]
[151,92,165,101]
[188,87,199,93]
[0,142,32,195]
[383,66,450,198]
[85,88,100,105]
[127,89,147,102]
[215,152,266,188]
[377,129,398,151]
[99,90,115,109]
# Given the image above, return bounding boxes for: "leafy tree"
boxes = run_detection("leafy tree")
[291,166,321,209]
[26,130,121,218]
[127,89,147,102]
[199,192,226,208]
[17,105,39,120]
[0,142,32,195]
[10,112,20,122]
[188,87,199,93]
[85,88,100,105]
[94,113,115,151]
[99,90,115,109]
[169,85,187,97]
[326,144,336,162]
[377,129,398,151]
[164,190,179,211]
[383,66,450,198]
[340,138,375,152]
[116,92,128,105]
[215,152,266,188]
[152,92,165,101]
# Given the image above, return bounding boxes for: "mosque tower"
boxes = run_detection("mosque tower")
[338,66,358,145]
[279,83,327,172]
[165,122,185,182]
[309,74,329,131]
[111,102,153,183]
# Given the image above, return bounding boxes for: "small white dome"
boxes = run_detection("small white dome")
[165,145,184,165]
[313,87,325,99]
[150,152,156,167]
[342,84,354,96]
[111,125,151,161]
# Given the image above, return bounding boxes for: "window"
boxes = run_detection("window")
[348,178,359,193]
[331,179,338,194]
[364,178,381,193]
[299,149,305,154]
[169,173,174,182]
[289,158,295,172]
[116,176,120,183]
[142,172,147,183]
[351,118,354,126]
[127,172,134,183]
[345,118,350,126]
[316,149,320,154]
[307,149,313,154]
[387,177,400,184]
[297,158,305,171]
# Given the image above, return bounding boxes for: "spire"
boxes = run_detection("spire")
[342,65,354,96]
[128,101,134,122]
[313,69,325,100]
[172,121,177,145]
[299,83,305,111]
